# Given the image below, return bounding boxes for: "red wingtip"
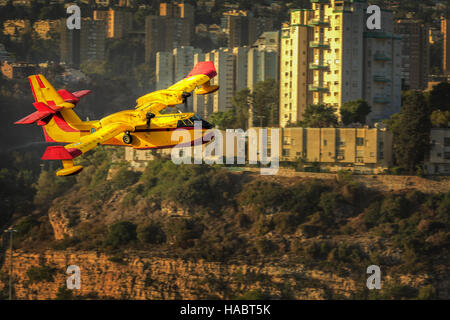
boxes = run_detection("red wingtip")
[187,61,217,79]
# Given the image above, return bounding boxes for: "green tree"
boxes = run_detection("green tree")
[340,99,371,125]
[298,104,338,128]
[104,221,137,248]
[431,110,450,128]
[232,88,251,130]
[208,110,236,129]
[389,91,431,173]
[250,79,279,127]
[33,170,75,207]
[137,223,166,244]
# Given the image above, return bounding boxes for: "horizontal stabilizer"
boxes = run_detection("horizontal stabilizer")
[15,110,53,124]
[14,101,60,125]
[57,89,80,104]
[41,146,81,160]
[72,90,91,99]
[57,89,91,104]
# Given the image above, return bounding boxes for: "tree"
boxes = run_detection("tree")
[104,221,137,248]
[431,110,450,128]
[232,88,251,130]
[137,223,166,244]
[429,82,450,112]
[340,99,371,125]
[388,91,431,174]
[298,104,338,128]
[251,79,279,127]
[208,110,236,129]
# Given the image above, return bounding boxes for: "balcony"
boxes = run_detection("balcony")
[309,63,329,70]
[309,41,330,49]
[374,53,391,61]
[308,19,330,27]
[373,75,390,82]
[373,97,390,104]
[309,84,329,92]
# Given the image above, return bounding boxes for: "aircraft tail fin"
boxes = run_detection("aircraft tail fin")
[15,75,91,126]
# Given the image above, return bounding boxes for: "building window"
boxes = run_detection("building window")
[445,152,450,160]
[282,149,290,157]
[445,138,450,147]
[323,139,327,146]
[356,137,364,146]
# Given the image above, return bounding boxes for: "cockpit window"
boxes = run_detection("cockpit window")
[177,115,214,129]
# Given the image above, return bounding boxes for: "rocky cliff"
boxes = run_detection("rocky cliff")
[1,249,446,300]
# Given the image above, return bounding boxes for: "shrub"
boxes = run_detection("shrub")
[137,223,166,244]
[416,285,436,300]
[55,286,73,300]
[255,239,278,255]
[26,265,57,283]
[110,166,140,190]
[239,181,289,214]
[165,219,203,249]
[104,221,137,248]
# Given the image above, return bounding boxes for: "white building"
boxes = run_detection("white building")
[156,46,201,91]
[247,48,278,91]
[279,1,402,127]
[156,51,173,90]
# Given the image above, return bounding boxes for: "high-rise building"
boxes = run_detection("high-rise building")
[221,10,258,48]
[93,8,132,39]
[279,1,402,127]
[442,18,450,76]
[60,18,106,67]
[279,9,314,127]
[394,19,429,90]
[252,31,280,51]
[156,51,173,90]
[233,46,249,91]
[173,46,202,82]
[145,15,192,63]
[247,48,278,91]
[156,46,202,90]
[156,46,202,111]
[193,52,207,116]
[206,48,235,113]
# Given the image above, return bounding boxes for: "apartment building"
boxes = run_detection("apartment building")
[155,46,202,110]
[279,9,314,127]
[144,14,192,63]
[124,126,393,174]
[33,20,61,40]
[155,51,173,90]
[280,0,402,127]
[60,18,106,67]
[425,129,450,174]
[394,19,429,90]
[247,48,278,91]
[93,8,132,39]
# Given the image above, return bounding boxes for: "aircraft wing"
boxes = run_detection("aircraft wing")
[41,122,133,176]
[135,61,219,113]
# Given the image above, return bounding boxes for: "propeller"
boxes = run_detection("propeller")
[181,92,191,111]
[146,112,155,128]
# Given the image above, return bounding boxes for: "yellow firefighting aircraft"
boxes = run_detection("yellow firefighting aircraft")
[15,61,219,176]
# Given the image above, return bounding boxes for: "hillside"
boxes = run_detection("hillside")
[0,149,449,300]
